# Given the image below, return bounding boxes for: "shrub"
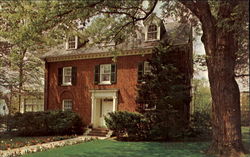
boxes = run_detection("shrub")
[105,111,150,140]
[241,111,250,126]
[7,110,85,136]
[189,111,212,137]
[144,110,188,140]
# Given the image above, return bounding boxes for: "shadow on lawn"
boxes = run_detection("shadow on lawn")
[23,127,250,157]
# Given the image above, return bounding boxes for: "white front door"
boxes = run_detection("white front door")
[100,99,113,127]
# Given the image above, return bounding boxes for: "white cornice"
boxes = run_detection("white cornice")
[46,48,153,62]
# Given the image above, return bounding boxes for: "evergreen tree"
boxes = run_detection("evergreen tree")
[136,42,190,139]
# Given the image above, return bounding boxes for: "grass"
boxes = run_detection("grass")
[22,127,250,157]
[23,140,213,157]
[0,133,77,150]
[242,127,250,155]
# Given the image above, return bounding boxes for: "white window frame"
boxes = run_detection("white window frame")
[66,36,78,50]
[145,24,160,41]
[100,64,111,84]
[144,104,156,111]
[144,61,152,74]
[62,99,73,111]
[62,67,72,85]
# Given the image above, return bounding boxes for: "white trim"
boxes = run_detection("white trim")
[75,36,78,49]
[145,24,160,41]
[144,104,156,111]
[62,67,72,86]
[90,89,118,128]
[66,36,78,50]
[45,48,153,62]
[99,64,111,84]
[143,61,151,74]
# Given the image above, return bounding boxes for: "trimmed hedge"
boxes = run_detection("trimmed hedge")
[7,111,84,136]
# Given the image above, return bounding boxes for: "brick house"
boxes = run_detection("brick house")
[41,16,193,128]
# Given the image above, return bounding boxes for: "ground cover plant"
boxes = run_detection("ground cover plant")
[0,133,77,150]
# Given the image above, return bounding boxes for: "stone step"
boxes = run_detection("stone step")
[90,131,108,135]
[87,133,107,137]
[92,128,109,131]
[87,128,109,137]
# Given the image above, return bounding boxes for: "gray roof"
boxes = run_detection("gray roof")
[164,22,191,45]
[41,22,191,59]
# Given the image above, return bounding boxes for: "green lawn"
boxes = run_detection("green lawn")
[23,140,214,157]
[22,127,250,157]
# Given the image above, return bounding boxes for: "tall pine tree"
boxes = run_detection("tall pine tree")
[136,41,191,140]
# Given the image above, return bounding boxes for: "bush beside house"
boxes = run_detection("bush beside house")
[105,111,151,140]
[6,111,85,136]
[105,110,212,141]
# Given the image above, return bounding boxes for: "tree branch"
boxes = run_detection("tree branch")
[179,0,216,56]
[235,74,250,77]
[101,0,158,41]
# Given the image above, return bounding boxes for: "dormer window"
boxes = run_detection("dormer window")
[145,24,160,41]
[148,24,157,40]
[66,36,78,49]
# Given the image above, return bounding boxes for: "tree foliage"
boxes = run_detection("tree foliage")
[136,42,190,139]
[192,78,211,113]
[0,1,46,112]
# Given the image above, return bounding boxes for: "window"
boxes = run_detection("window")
[58,67,77,86]
[144,104,156,110]
[62,99,72,111]
[63,67,72,85]
[66,36,78,49]
[147,24,158,40]
[94,64,116,85]
[138,61,152,82]
[100,64,111,84]
[144,61,152,74]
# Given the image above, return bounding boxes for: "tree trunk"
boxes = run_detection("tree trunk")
[18,60,23,113]
[18,50,26,113]
[177,1,246,156]
[204,30,245,157]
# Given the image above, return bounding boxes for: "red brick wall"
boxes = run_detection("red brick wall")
[45,55,151,125]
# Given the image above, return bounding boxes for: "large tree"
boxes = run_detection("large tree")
[172,1,248,156]
[1,0,248,156]
[0,1,47,112]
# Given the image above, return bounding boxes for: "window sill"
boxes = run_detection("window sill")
[61,84,72,86]
[145,39,160,42]
[66,48,77,51]
[98,82,112,85]
[145,108,156,111]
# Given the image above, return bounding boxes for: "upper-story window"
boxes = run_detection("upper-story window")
[138,61,152,82]
[62,99,73,111]
[58,67,77,86]
[147,24,157,40]
[63,67,72,85]
[144,61,152,74]
[145,24,160,41]
[66,36,78,49]
[94,64,117,85]
[100,64,111,84]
